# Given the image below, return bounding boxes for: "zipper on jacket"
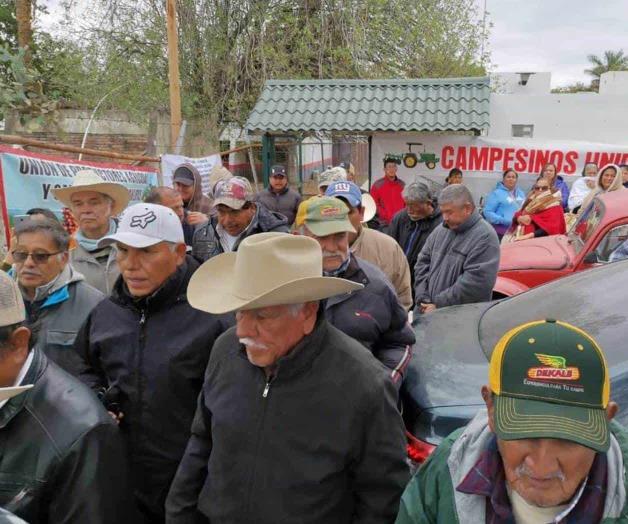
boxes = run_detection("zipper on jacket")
[262,378,272,398]
[133,309,147,454]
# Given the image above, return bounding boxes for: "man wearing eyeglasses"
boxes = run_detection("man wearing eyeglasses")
[12,218,104,377]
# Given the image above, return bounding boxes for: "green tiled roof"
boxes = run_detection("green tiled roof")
[245,77,490,134]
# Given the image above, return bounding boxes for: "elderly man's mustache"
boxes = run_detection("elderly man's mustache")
[322,250,346,258]
[514,463,565,482]
[239,338,269,350]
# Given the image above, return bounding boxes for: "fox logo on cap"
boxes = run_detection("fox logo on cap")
[130,211,157,229]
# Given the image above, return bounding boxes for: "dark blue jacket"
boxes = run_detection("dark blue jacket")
[325,255,415,384]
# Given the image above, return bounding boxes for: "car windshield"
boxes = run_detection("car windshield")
[568,199,604,255]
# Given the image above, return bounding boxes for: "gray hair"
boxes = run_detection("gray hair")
[14,218,70,252]
[402,182,432,203]
[144,186,179,204]
[439,184,475,208]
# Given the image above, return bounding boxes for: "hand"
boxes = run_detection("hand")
[517,215,531,225]
[186,212,208,226]
[108,411,124,425]
[420,303,437,314]
[586,179,596,189]
[514,233,533,242]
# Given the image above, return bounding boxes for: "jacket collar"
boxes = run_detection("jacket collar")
[0,348,46,429]
[269,185,289,196]
[325,255,368,308]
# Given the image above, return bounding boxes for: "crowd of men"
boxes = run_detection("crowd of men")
[0,155,625,524]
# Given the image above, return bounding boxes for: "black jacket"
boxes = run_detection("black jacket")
[166,317,409,524]
[255,186,302,225]
[191,204,289,262]
[0,348,134,523]
[325,256,415,384]
[388,208,443,295]
[73,256,233,523]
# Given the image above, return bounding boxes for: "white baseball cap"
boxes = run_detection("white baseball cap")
[99,203,185,249]
[0,272,25,327]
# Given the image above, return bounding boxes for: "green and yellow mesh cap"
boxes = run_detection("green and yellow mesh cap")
[489,319,610,452]
[295,196,356,237]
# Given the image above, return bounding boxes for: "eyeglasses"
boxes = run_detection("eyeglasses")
[12,251,63,264]
[533,185,549,191]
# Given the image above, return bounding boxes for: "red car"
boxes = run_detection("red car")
[494,190,628,298]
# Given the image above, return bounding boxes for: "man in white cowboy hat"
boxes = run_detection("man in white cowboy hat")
[73,203,233,524]
[52,169,131,294]
[325,180,412,310]
[0,270,134,523]
[293,196,415,386]
[166,233,409,524]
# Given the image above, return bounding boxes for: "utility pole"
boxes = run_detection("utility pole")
[166,0,182,151]
[16,0,33,65]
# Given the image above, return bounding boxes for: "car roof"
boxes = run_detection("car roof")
[480,259,628,368]
[595,190,628,222]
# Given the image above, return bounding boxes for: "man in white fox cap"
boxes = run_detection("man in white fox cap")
[52,169,130,294]
[167,232,410,524]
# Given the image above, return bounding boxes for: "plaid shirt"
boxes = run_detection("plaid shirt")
[456,435,607,523]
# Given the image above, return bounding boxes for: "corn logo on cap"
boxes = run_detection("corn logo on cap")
[295,197,355,237]
[489,319,610,452]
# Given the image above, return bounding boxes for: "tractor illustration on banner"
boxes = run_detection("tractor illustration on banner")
[402,142,439,170]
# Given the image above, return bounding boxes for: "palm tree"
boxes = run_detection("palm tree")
[585,50,628,80]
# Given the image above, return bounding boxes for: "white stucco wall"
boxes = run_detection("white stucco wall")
[489,72,628,146]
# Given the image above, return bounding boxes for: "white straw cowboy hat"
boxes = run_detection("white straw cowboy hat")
[52,170,131,216]
[187,233,363,314]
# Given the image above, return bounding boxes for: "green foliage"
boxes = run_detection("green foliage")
[551,82,596,94]
[585,49,628,79]
[0,43,58,127]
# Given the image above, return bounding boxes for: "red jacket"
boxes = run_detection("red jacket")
[370,177,405,225]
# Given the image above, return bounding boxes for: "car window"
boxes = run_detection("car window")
[569,199,604,255]
[594,224,628,263]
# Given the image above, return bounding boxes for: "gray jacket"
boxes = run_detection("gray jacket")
[255,186,302,225]
[413,210,499,309]
[69,243,119,295]
[21,265,104,377]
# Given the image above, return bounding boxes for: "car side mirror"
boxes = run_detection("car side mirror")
[583,252,599,264]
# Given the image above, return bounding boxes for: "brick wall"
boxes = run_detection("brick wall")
[21,131,149,164]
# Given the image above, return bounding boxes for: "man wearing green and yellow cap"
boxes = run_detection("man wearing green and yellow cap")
[396,319,628,524]
[294,197,415,387]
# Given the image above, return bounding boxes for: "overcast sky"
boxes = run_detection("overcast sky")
[483,0,628,86]
[41,0,627,88]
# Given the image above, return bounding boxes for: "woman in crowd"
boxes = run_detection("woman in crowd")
[483,169,526,239]
[540,163,570,210]
[575,164,624,221]
[568,162,598,213]
[510,176,566,241]
[445,168,463,185]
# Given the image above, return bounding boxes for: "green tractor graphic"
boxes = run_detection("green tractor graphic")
[403,142,439,170]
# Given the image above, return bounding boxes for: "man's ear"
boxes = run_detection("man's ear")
[9,327,31,363]
[481,385,496,433]
[175,243,187,265]
[607,401,619,422]
[358,206,365,221]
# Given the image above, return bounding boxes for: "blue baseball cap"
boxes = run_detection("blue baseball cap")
[325,181,362,208]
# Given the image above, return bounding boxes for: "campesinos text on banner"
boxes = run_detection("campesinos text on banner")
[0,146,159,244]
[370,133,628,184]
